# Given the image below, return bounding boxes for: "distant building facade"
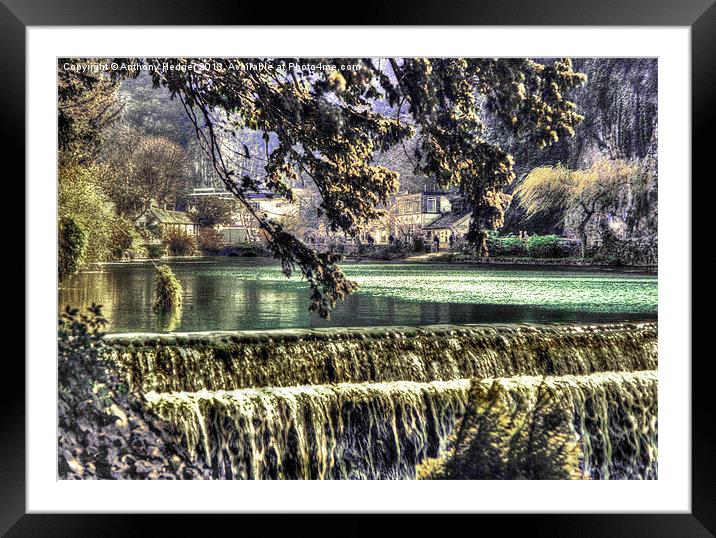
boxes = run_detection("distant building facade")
[135,201,198,236]
[422,210,472,249]
[391,191,452,233]
[186,188,302,245]
[311,190,471,250]
[184,186,473,251]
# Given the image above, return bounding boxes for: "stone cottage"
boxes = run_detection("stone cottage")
[134,202,198,237]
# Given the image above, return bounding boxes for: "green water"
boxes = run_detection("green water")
[59,257,657,332]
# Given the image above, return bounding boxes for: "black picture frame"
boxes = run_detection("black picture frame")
[4,1,711,535]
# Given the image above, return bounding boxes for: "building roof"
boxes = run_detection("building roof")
[395,190,449,198]
[423,210,472,230]
[145,206,195,225]
[187,188,290,201]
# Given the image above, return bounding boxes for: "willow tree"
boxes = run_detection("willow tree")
[137,57,585,316]
[516,159,649,258]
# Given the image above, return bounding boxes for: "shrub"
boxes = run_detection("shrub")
[145,242,165,258]
[108,215,147,260]
[417,379,584,480]
[591,252,621,266]
[526,235,574,258]
[221,244,271,257]
[485,233,576,258]
[197,227,226,254]
[57,304,209,479]
[153,264,183,312]
[411,236,427,252]
[367,244,410,260]
[162,229,198,256]
[58,216,86,282]
[58,162,117,264]
[486,233,527,257]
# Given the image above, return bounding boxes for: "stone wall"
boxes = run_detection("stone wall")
[600,235,657,266]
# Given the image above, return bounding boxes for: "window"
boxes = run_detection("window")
[426,197,437,212]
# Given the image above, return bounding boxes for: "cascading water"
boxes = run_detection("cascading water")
[106,322,658,480]
[106,322,657,393]
[145,380,470,480]
[462,371,658,480]
[144,371,656,480]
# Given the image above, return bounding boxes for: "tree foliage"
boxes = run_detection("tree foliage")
[58,216,86,282]
[162,229,198,257]
[58,60,144,271]
[134,57,585,316]
[190,195,237,227]
[101,127,191,215]
[153,264,183,312]
[498,58,658,235]
[515,158,651,257]
[58,162,121,264]
[58,59,124,163]
[418,379,584,480]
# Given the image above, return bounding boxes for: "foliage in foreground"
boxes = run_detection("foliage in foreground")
[58,61,123,163]
[58,216,86,282]
[417,379,584,480]
[153,264,183,312]
[58,304,209,479]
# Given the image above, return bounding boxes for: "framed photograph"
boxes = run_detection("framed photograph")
[6,0,711,534]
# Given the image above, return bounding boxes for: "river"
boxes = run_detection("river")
[59,257,657,332]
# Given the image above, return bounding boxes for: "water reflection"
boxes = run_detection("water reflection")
[59,257,658,333]
[155,307,182,332]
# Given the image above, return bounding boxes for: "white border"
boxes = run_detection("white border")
[27,27,691,513]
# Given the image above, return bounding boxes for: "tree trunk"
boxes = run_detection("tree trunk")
[476,230,489,258]
[578,210,594,259]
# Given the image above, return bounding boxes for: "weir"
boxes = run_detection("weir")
[107,321,658,480]
[474,371,658,480]
[145,371,657,480]
[106,322,657,393]
[146,379,470,480]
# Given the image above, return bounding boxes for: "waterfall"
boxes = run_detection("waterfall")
[145,371,657,480]
[106,322,657,393]
[145,380,470,480]
[107,321,657,480]
[460,371,658,480]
